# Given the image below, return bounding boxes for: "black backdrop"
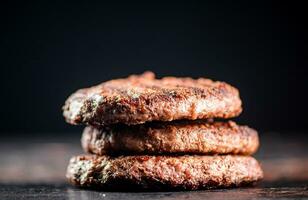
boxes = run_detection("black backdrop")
[1,1,307,135]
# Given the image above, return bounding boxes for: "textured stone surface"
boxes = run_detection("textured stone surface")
[0,132,307,199]
[0,183,307,200]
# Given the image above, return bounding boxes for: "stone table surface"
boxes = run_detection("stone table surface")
[0,132,307,199]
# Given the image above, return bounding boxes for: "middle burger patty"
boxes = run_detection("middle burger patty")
[82,120,259,155]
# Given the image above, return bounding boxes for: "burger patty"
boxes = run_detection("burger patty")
[82,121,259,155]
[66,155,263,190]
[63,71,242,126]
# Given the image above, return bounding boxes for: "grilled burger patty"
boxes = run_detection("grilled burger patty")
[82,120,259,155]
[63,71,242,126]
[66,155,263,190]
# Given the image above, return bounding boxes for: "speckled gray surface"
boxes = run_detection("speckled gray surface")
[0,132,307,199]
[0,182,308,200]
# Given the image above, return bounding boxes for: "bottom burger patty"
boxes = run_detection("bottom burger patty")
[66,155,263,190]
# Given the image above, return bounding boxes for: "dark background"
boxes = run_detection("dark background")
[1,1,307,136]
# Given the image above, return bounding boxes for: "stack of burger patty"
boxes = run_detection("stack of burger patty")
[63,71,263,190]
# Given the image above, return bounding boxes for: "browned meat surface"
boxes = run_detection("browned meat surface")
[63,72,242,126]
[82,120,259,156]
[66,155,263,190]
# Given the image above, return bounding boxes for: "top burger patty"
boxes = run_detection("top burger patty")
[63,71,242,126]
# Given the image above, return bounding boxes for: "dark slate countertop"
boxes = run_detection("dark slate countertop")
[0,132,307,199]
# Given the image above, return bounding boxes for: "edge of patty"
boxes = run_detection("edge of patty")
[81,120,259,156]
[66,155,263,190]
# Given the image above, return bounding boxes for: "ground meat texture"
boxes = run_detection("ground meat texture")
[63,71,242,126]
[81,120,259,156]
[66,155,263,190]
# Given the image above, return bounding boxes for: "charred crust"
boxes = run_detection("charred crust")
[66,155,263,190]
[63,72,242,126]
[81,120,259,156]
